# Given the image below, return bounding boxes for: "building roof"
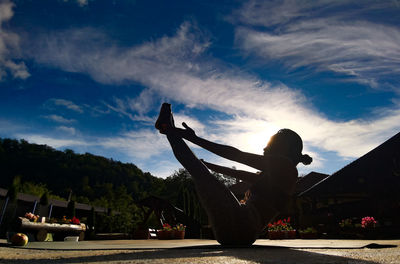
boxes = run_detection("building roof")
[227,171,330,197]
[295,171,329,195]
[0,187,107,213]
[300,132,400,197]
[229,182,250,197]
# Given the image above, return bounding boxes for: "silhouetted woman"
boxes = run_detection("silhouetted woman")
[155,103,312,246]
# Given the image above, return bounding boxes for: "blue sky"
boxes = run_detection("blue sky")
[1,0,400,178]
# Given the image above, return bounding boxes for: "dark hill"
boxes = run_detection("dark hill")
[0,138,165,202]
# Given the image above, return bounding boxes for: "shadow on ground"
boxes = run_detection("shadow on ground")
[0,246,384,264]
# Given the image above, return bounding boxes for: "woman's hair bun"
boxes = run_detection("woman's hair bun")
[300,154,312,165]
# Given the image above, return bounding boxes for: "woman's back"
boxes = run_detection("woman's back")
[247,155,298,222]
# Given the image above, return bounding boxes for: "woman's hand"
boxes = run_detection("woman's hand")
[182,122,196,138]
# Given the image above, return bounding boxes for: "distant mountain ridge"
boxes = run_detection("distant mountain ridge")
[0,138,165,203]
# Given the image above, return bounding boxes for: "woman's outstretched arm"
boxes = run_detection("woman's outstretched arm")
[202,160,262,184]
[173,123,266,171]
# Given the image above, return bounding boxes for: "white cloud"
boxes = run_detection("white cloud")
[0,118,25,134]
[56,126,77,135]
[144,161,181,179]
[44,114,76,124]
[29,22,211,85]
[232,0,356,27]
[27,20,400,176]
[0,0,30,81]
[102,93,156,123]
[62,0,88,7]
[16,134,88,148]
[127,89,157,117]
[46,98,84,113]
[232,0,313,27]
[161,111,205,135]
[233,0,400,91]
[100,129,170,160]
[3,60,30,79]
[76,0,88,7]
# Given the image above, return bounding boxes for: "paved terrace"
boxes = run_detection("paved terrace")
[0,239,399,263]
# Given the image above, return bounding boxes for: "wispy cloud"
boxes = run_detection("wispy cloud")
[43,114,76,124]
[126,89,158,117]
[102,94,155,123]
[56,126,77,135]
[25,19,400,175]
[233,0,400,91]
[62,0,88,7]
[0,119,25,135]
[76,0,88,7]
[29,22,210,85]
[16,134,87,149]
[45,98,84,113]
[101,129,169,160]
[0,0,30,81]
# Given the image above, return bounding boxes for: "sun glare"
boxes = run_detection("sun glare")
[241,125,278,154]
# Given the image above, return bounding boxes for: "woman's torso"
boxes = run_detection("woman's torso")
[247,155,298,221]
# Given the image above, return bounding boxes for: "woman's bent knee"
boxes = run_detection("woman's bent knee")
[213,225,258,246]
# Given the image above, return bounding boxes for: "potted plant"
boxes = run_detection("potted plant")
[157,223,174,240]
[173,223,186,239]
[361,216,378,239]
[267,217,296,239]
[299,227,318,239]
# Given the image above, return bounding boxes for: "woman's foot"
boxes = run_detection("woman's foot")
[155,103,175,133]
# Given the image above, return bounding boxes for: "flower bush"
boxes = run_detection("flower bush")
[161,223,173,231]
[267,217,294,231]
[71,216,81,225]
[174,223,186,231]
[361,216,377,229]
[267,218,296,239]
[157,223,175,240]
[61,216,70,224]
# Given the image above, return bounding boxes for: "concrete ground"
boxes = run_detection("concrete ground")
[0,239,399,263]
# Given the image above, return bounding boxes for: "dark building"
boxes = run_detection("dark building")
[296,132,400,237]
[0,188,108,237]
[295,172,329,195]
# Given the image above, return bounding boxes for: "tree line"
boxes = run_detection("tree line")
[0,138,165,204]
[0,138,233,234]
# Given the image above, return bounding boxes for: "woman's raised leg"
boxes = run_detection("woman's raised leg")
[156,103,261,245]
[165,128,260,245]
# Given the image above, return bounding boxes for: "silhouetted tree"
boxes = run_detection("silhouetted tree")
[67,200,76,218]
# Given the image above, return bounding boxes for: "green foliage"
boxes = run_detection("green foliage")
[20,181,65,201]
[144,211,161,229]
[159,169,207,225]
[67,200,76,218]
[6,175,21,203]
[40,191,49,206]
[0,138,210,233]
[299,227,317,234]
[92,185,143,233]
[20,181,47,197]
[0,138,164,203]
[95,204,142,233]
